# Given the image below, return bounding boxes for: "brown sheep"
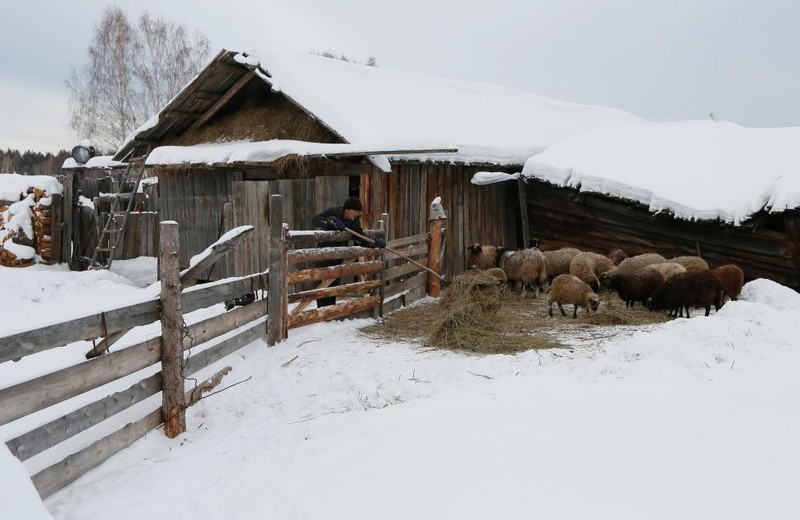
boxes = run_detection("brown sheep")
[569,252,615,292]
[547,274,601,318]
[667,256,709,272]
[542,247,582,281]
[714,264,744,302]
[607,248,628,265]
[500,247,548,298]
[599,253,667,288]
[465,244,503,270]
[648,270,724,318]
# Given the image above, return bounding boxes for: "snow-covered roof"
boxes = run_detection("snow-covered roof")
[521,121,800,224]
[62,155,127,170]
[144,140,458,172]
[119,47,644,166]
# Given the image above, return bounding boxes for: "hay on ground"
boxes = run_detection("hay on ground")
[361,276,672,355]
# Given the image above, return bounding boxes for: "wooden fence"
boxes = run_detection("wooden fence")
[0,195,445,498]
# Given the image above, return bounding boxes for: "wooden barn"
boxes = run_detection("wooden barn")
[514,121,800,290]
[108,47,640,279]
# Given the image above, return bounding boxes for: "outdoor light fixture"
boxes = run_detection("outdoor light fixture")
[71,141,96,165]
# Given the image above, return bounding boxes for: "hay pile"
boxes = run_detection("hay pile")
[366,270,564,354]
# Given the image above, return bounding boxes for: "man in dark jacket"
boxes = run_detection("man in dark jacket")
[311,197,385,307]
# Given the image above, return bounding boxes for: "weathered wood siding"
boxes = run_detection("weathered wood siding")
[157,168,240,276]
[362,164,517,279]
[524,178,800,289]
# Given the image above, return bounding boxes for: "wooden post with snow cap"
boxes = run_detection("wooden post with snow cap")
[267,194,288,346]
[158,221,186,438]
[427,197,447,297]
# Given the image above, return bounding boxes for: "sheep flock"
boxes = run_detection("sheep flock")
[465,242,745,319]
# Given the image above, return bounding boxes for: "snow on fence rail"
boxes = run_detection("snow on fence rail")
[0,195,445,498]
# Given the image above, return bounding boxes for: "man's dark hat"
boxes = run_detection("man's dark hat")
[343,197,363,211]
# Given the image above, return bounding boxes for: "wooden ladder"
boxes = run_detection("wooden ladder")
[89,149,151,269]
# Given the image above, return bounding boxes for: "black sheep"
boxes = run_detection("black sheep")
[648,270,724,318]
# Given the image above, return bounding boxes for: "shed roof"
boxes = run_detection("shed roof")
[521,120,800,224]
[115,48,643,166]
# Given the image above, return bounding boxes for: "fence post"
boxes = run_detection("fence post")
[427,199,447,297]
[377,212,389,318]
[267,194,287,346]
[159,221,186,438]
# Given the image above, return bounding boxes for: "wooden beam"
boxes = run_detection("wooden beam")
[189,71,254,131]
[159,222,186,438]
[287,260,383,284]
[287,245,378,263]
[267,194,287,346]
[162,109,201,120]
[287,295,380,329]
[179,226,254,286]
[288,279,381,303]
[32,408,163,499]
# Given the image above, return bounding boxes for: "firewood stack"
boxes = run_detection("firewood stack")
[0,187,56,267]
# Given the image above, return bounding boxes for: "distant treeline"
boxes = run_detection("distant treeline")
[1,148,71,175]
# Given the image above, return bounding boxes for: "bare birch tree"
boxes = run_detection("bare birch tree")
[66,6,210,153]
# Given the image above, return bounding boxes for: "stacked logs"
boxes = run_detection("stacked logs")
[1,187,56,267]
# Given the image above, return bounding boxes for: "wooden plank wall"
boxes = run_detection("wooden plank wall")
[159,168,241,277]
[363,163,517,280]
[524,179,800,289]
[229,176,350,278]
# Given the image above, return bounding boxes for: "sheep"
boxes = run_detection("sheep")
[714,264,744,302]
[647,269,724,318]
[465,243,503,270]
[599,253,667,288]
[499,247,548,298]
[666,255,709,272]
[607,248,628,265]
[609,262,685,307]
[569,251,615,292]
[645,262,687,281]
[547,274,601,318]
[542,247,582,281]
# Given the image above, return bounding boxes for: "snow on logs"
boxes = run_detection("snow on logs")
[0,187,56,267]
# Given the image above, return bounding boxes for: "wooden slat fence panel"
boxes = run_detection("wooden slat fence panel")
[0,272,267,363]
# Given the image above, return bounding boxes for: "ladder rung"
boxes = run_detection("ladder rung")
[95,247,115,252]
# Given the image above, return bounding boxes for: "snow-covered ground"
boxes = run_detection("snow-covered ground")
[2,259,799,519]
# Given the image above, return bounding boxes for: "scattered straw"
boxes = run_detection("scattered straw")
[361,274,672,355]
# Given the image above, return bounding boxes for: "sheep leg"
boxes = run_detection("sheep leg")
[548,303,554,317]
[572,305,578,319]
[558,303,567,317]
[704,305,711,317]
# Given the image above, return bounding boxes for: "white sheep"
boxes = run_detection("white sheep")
[499,247,548,298]
[542,247,582,281]
[547,274,601,318]
[569,251,615,292]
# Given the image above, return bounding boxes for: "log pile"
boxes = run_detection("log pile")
[0,187,57,267]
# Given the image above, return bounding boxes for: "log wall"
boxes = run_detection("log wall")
[523,178,800,290]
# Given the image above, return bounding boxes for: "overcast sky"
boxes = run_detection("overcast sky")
[2,0,799,153]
